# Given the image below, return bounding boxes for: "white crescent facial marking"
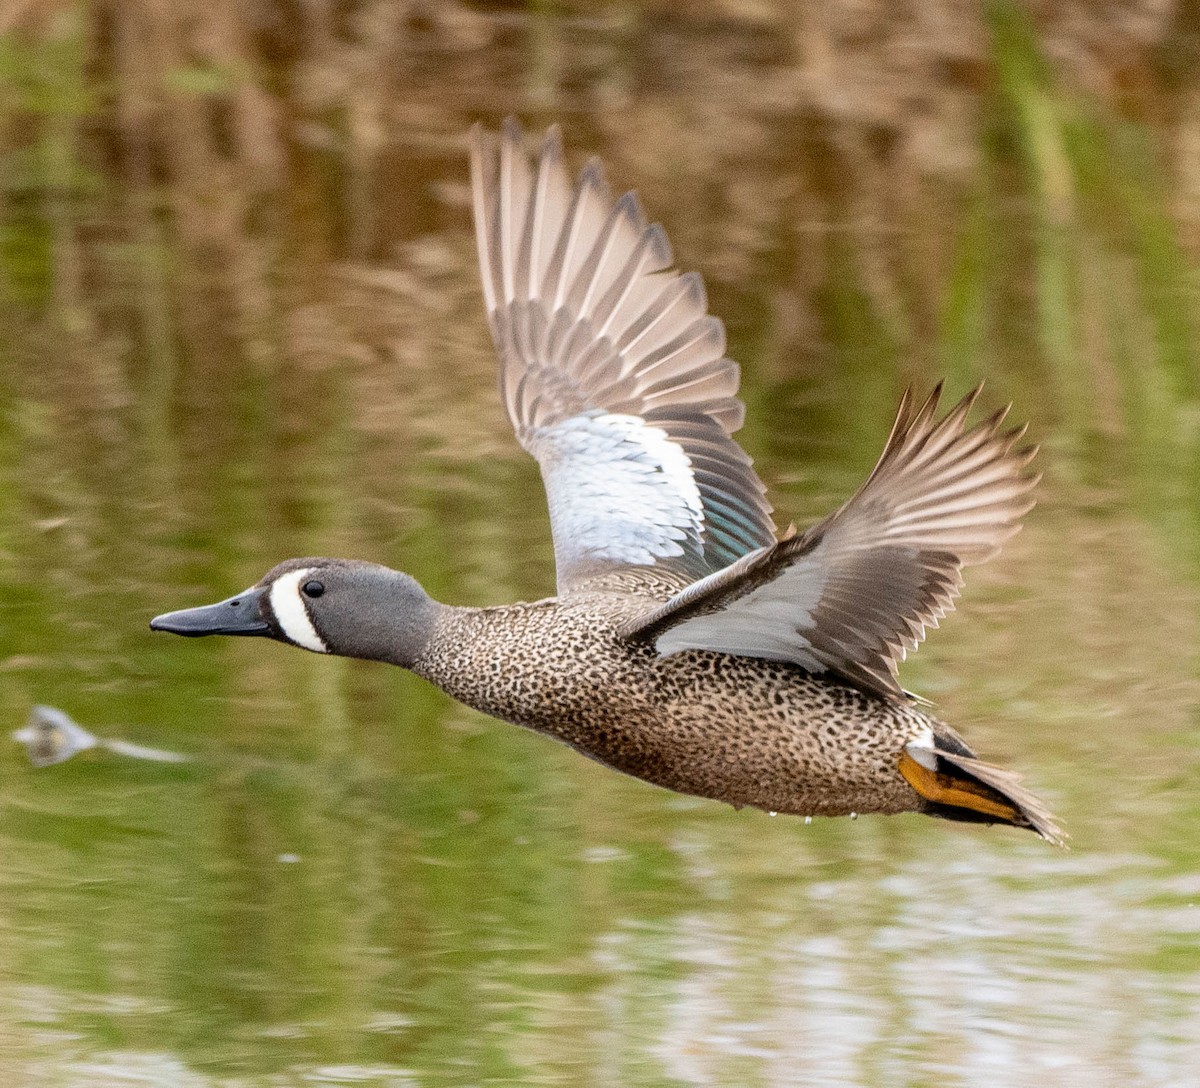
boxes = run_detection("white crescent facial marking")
[269,568,329,654]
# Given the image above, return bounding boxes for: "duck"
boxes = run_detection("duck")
[151,119,1063,845]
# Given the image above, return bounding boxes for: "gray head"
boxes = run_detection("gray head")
[150,558,439,668]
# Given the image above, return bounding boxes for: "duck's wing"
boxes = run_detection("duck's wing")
[469,119,776,595]
[620,386,1038,701]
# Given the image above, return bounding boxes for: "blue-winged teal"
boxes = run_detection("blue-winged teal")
[152,120,1062,844]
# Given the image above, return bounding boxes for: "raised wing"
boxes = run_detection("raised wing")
[621,385,1039,701]
[469,119,775,595]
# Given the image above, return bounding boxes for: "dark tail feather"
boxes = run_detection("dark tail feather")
[900,747,1067,847]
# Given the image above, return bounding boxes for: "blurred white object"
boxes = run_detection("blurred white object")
[13,705,190,767]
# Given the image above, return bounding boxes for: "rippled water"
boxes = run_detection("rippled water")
[2,5,1199,1086]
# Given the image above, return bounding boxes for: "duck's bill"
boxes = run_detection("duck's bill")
[150,586,271,637]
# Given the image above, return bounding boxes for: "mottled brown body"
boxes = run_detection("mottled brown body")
[414,592,937,818]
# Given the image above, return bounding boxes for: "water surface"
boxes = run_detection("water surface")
[2,5,1199,1086]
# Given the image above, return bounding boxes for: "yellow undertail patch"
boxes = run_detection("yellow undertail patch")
[898,751,1020,823]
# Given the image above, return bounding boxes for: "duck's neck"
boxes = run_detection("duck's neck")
[408,603,494,685]
[409,601,559,725]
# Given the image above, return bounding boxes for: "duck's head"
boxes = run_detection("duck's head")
[150,558,438,666]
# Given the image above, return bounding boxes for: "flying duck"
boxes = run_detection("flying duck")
[151,119,1063,845]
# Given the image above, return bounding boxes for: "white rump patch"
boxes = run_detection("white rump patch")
[905,726,938,769]
[269,568,329,654]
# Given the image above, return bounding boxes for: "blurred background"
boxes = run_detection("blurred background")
[1,1,1198,1085]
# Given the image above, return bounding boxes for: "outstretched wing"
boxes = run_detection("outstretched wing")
[470,119,776,595]
[621,385,1039,701]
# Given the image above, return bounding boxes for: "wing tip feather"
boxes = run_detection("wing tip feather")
[580,155,611,201]
[500,114,525,148]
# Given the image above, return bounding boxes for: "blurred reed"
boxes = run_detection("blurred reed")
[0,1,1195,587]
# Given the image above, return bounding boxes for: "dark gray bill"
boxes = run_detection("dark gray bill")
[150,586,271,637]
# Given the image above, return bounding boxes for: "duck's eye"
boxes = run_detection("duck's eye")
[302,580,325,599]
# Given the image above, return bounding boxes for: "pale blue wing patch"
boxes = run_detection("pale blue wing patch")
[530,410,705,587]
[654,553,829,668]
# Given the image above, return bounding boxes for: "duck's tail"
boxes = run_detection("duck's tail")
[899,741,1066,847]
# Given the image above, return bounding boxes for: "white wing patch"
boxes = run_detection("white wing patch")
[269,568,329,654]
[530,411,704,581]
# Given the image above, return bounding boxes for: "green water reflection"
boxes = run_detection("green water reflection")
[2,4,1200,1086]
